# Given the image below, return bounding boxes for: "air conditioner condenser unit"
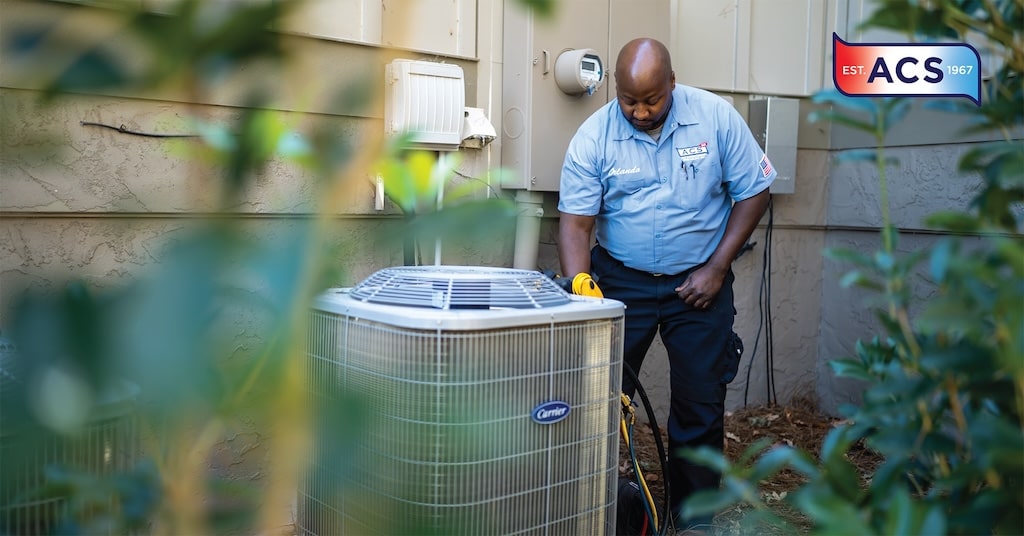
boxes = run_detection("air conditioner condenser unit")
[298,266,625,535]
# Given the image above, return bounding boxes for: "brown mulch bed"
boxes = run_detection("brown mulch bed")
[618,395,884,535]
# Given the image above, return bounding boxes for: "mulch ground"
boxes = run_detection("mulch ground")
[618,395,884,535]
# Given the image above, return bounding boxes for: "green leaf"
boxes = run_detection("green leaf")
[406,198,518,245]
[721,474,763,504]
[917,506,946,536]
[916,300,989,334]
[779,446,821,477]
[881,486,912,536]
[923,211,980,232]
[46,46,132,98]
[959,142,1024,184]
[996,238,1024,276]
[859,2,959,39]
[834,149,880,163]
[918,343,986,370]
[929,239,953,282]
[683,488,743,519]
[829,358,873,381]
[873,251,895,271]
[807,109,877,134]
[792,485,870,535]
[825,247,875,268]
[820,426,855,465]
[514,0,556,17]
[882,98,911,128]
[681,446,731,474]
[735,437,775,466]
[839,270,884,291]
[444,177,493,202]
[193,120,237,152]
[749,445,796,482]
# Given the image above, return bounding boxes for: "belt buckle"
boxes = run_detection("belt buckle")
[650,272,664,277]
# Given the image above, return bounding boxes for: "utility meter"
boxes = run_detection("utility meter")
[554,48,605,96]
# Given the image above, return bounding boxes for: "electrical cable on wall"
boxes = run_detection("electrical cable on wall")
[80,121,199,138]
[452,170,511,200]
[743,195,777,407]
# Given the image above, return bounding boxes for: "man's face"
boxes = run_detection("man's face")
[615,71,674,131]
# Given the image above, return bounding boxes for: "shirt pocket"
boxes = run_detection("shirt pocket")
[677,154,723,211]
[603,177,644,212]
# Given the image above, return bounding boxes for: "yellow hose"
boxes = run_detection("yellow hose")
[620,393,660,533]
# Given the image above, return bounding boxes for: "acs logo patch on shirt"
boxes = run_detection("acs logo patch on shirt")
[677,142,709,162]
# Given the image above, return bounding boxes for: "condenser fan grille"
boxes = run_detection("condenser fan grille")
[348,265,571,309]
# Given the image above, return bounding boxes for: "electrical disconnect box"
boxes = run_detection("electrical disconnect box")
[747,97,799,194]
[501,1,610,191]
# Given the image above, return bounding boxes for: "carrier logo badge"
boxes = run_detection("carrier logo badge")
[531,400,571,424]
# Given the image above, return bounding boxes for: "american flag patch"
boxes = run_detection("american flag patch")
[759,154,773,177]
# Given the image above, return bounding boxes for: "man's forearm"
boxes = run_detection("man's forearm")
[706,189,770,272]
[558,213,595,276]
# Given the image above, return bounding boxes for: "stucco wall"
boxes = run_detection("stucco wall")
[0,87,508,315]
[815,142,988,414]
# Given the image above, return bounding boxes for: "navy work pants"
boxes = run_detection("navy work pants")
[591,245,740,527]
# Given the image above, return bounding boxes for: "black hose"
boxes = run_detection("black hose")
[622,362,672,535]
[626,417,658,531]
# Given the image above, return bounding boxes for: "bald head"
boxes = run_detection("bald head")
[615,38,673,86]
[614,38,676,131]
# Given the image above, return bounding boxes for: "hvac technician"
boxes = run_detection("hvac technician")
[557,37,775,533]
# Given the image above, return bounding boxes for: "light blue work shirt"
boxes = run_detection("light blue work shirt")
[558,84,776,275]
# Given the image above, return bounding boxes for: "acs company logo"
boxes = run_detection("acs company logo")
[832,33,983,106]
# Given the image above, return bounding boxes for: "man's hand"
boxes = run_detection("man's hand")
[674,264,726,309]
[676,189,770,309]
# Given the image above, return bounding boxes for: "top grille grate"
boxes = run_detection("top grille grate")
[348,266,571,310]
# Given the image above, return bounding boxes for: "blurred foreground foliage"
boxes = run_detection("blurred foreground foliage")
[683,1,1023,534]
[1,0,519,533]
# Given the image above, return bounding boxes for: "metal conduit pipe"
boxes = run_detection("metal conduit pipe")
[512,190,545,270]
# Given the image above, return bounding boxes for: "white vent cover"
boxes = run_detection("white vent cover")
[299,265,625,535]
[384,59,465,151]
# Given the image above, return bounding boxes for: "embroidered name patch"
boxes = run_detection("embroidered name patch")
[677,142,709,162]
